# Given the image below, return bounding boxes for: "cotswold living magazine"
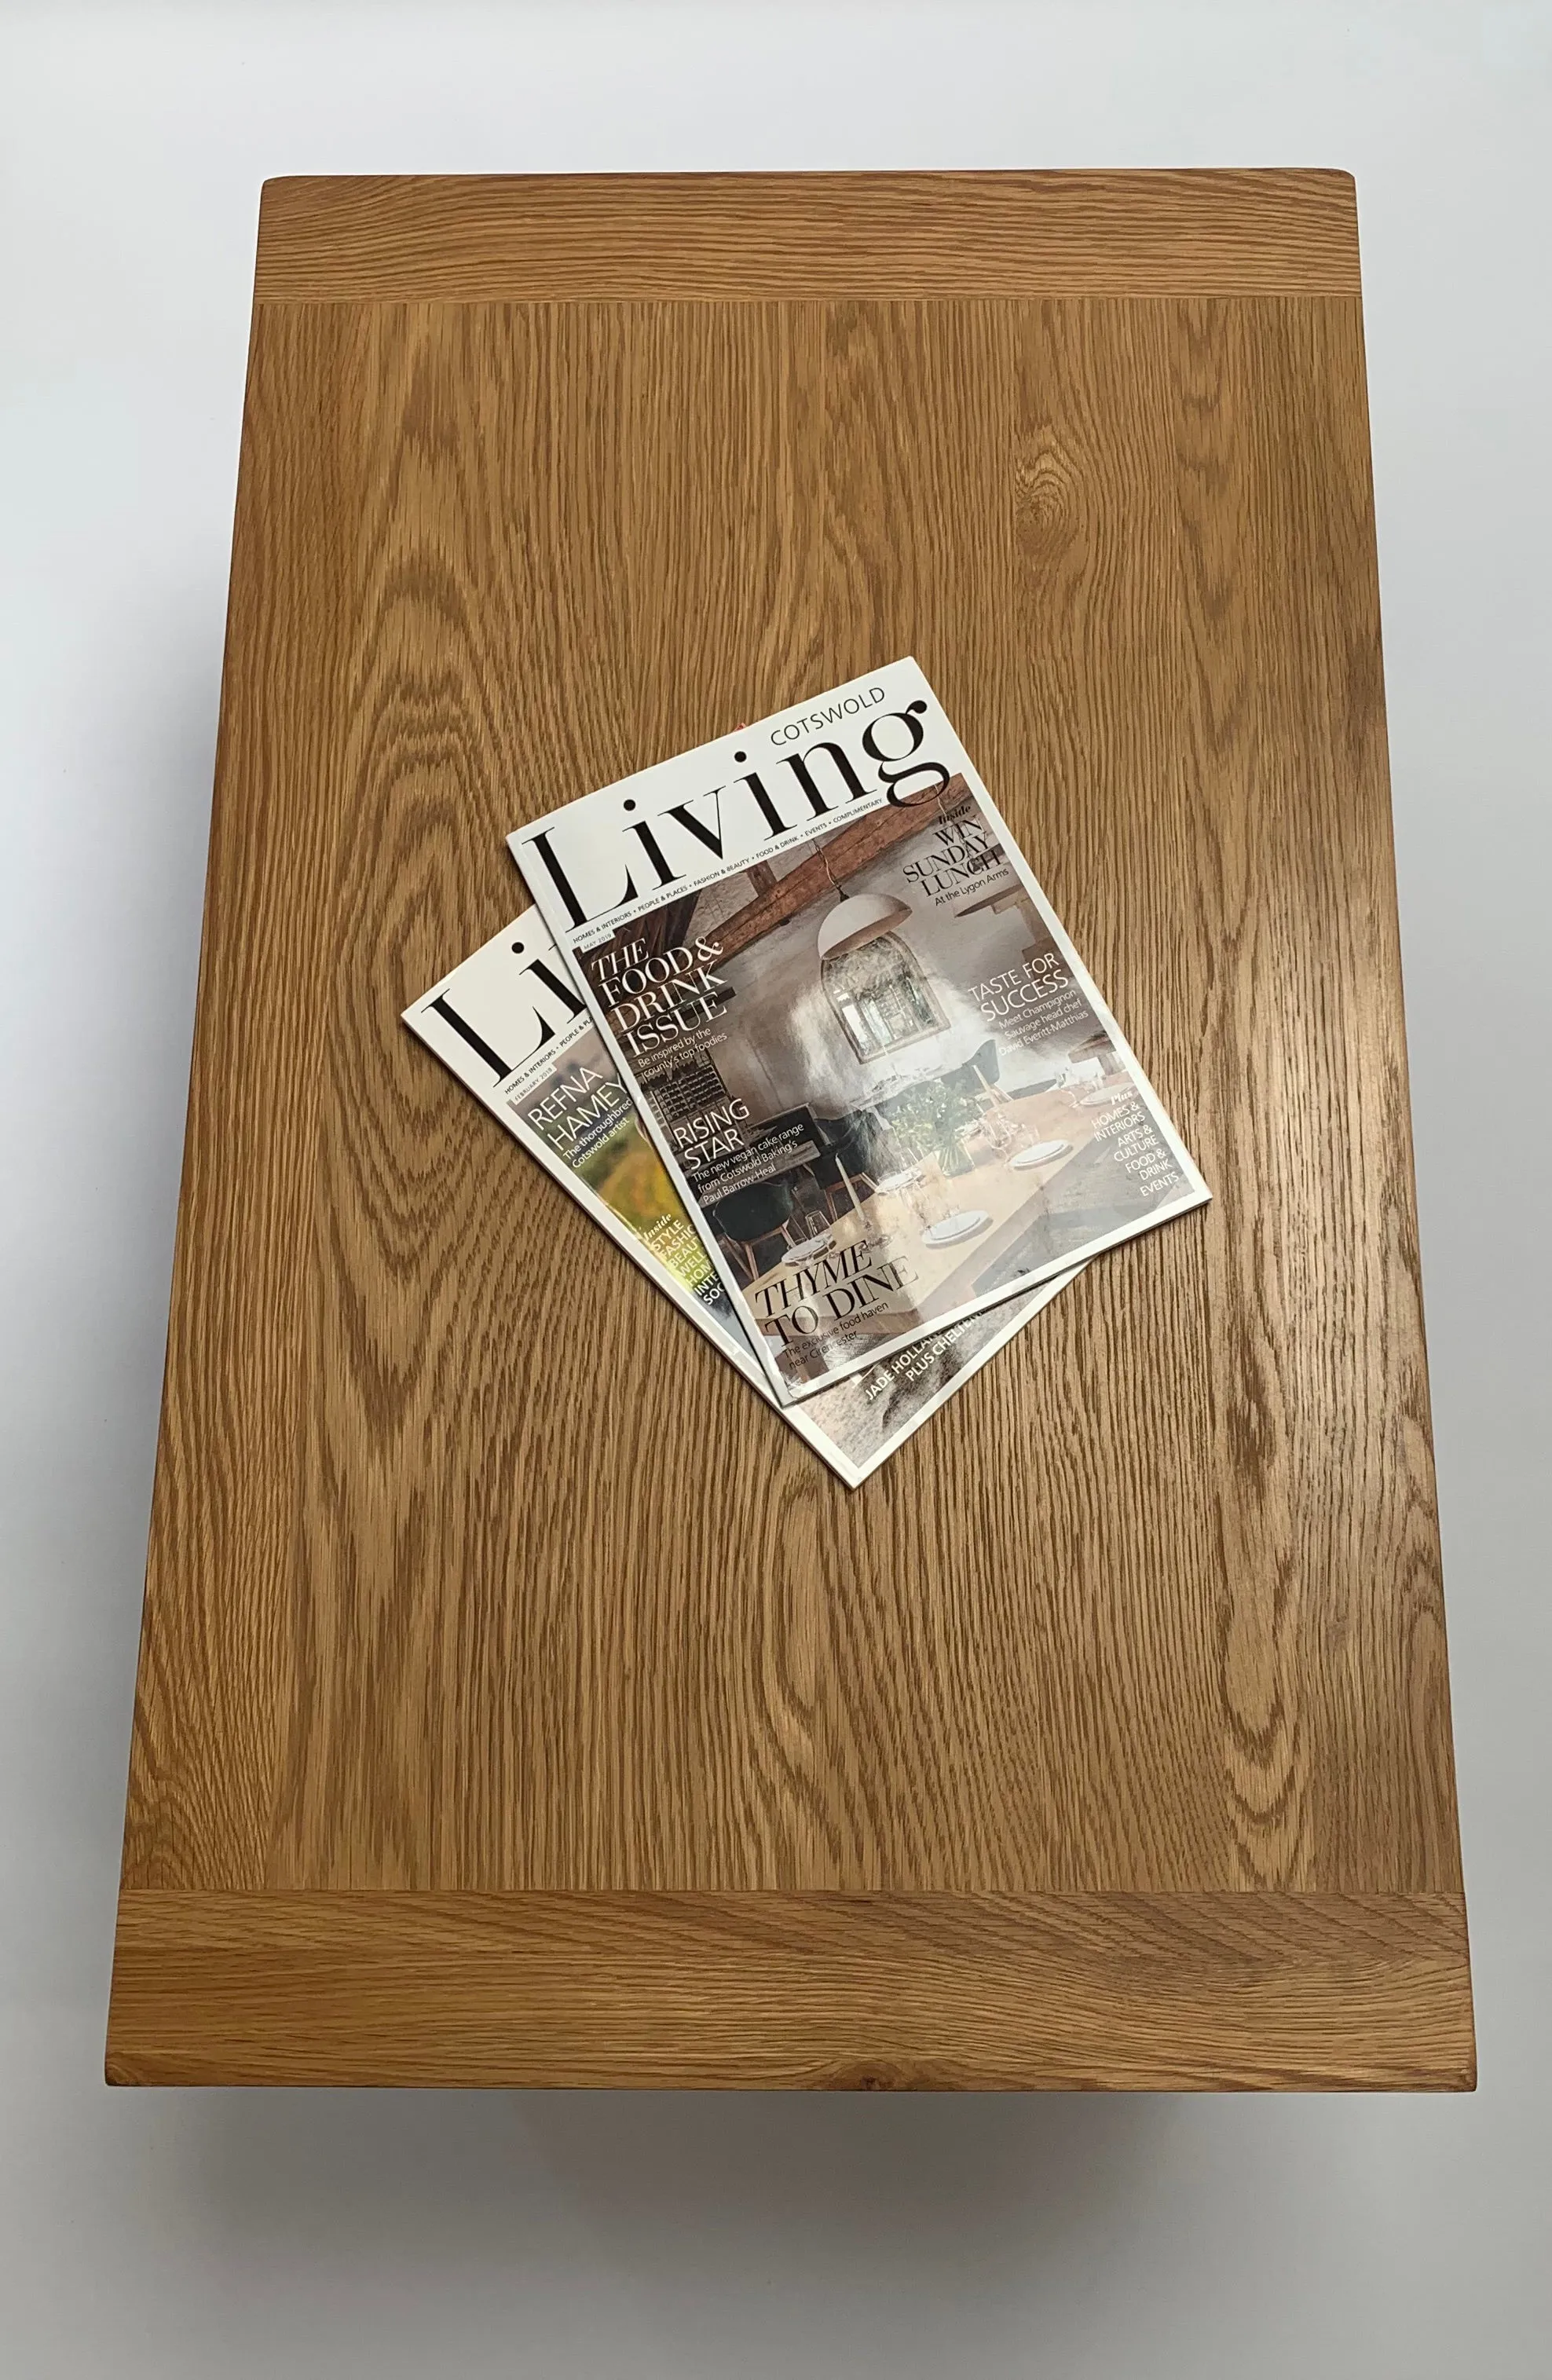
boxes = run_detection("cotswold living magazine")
[512,660,1207,1407]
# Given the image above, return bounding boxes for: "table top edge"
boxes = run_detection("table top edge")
[104,1883,1475,2092]
[252,167,1363,302]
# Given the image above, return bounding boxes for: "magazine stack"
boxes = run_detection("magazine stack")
[406,658,1209,1486]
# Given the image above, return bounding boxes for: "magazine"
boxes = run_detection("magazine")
[511,658,1210,1406]
[403,908,1080,1488]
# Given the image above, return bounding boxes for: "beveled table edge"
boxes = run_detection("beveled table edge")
[253,168,1362,302]
[106,1888,1474,2091]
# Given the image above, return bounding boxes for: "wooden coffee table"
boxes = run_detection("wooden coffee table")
[106,172,1473,2089]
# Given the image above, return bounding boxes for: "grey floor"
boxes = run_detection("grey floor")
[2,5,1547,2375]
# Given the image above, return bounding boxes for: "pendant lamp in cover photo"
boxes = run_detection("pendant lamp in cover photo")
[815,889,912,958]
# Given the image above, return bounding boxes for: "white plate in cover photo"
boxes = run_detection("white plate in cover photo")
[784,1232,835,1263]
[1009,1140,1071,1170]
[921,1209,992,1247]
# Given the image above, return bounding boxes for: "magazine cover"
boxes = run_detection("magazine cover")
[510,658,1210,1405]
[403,908,1079,1488]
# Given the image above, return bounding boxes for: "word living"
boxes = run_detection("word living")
[525,698,951,931]
[750,1236,920,1349]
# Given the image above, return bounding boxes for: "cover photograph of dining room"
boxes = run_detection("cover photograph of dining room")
[558,773,1206,1397]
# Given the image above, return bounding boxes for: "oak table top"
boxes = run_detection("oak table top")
[107,170,1473,2090]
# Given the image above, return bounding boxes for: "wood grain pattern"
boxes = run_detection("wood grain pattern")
[254,172,1362,303]
[108,1890,1473,2091]
[123,305,366,1888]
[111,172,1470,2085]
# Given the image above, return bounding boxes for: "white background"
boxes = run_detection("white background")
[2,5,1548,2373]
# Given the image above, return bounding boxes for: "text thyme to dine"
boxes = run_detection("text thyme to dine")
[750,1239,921,1347]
